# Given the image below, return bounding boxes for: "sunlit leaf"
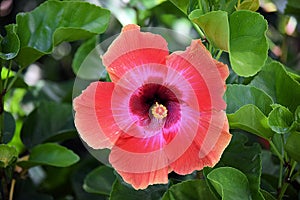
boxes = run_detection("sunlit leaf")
[15,1,110,67]
[18,143,79,168]
[1,67,14,79]
[162,180,218,200]
[227,104,274,139]
[189,10,229,51]
[236,0,260,11]
[207,167,252,200]
[229,10,268,77]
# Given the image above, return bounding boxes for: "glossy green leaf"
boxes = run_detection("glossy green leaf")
[72,36,106,80]
[236,0,260,11]
[18,143,79,168]
[3,111,15,144]
[162,180,217,200]
[0,24,20,60]
[268,105,294,134]
[83,166,116,196]
[229,10,268,77]
[15,1,110,67]
[285,131,300,162]
[227,104,274,139]
[71,155,107,200]
[224,84,273,115]
[189,10,229,51]
[110,179,168,200]
[220,133,264,200]
[21,101,75,148]
[168,0,198,14]
[207,167,252,200]
[250,61,300,112]
[0,144,18,168]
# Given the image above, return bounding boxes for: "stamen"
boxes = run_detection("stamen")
[151,102,168,119]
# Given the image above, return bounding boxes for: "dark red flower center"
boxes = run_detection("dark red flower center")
[129,83,181,129]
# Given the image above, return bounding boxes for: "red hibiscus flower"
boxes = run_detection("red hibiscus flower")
[73,24,231,189]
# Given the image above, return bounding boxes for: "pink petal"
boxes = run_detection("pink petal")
[167,40,228,111]
[73,82,120,149]
[170,111,231,174]
[102,24,169,82]
[214,60,229,89]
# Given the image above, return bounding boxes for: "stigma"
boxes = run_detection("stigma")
[151,102,168,119]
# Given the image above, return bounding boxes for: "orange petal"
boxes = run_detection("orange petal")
[117,167,169,190]
[102,24,169,82]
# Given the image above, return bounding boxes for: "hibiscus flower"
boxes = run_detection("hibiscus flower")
[73,24,231,189]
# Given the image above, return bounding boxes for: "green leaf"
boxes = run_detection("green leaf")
[72,36,106,80]
[71,155,107,200]
[18,143,79,168]
[207,167,252,200]
[15,0,110,67]
[1,67,14,79]
[227,104,274,139]
[268,105,294,134]
[189,10,229,51]
[236,0,260,11]
[83,166,116,196]
[220,133,264,200]
[260,190,276,200]
[294,106,300,122]
[110,179,168,200]
[168,0,199,14]
[162,180,217,200]
[285,131,300,162]
[21,101,75,148]
[229,10,268,77]
[3,111,16,144]
[224,84,273,115]
[0,24,20,60]
[250,61,300,112]
[0,144,18,168]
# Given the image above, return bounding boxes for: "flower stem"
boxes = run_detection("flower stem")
[9,179,16,200]
[6,66,25,92]
[192,22,206,40]
[269,141,285,163]
[0,63,4,143]
[3,60,12,90]
[215,50,223,60]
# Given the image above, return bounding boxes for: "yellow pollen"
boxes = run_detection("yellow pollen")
[151,102,168,119]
